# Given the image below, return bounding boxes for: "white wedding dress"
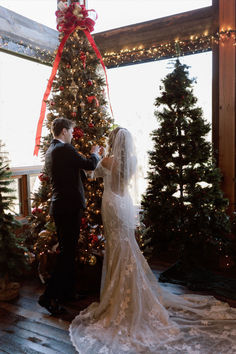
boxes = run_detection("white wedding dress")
[70,130,236,354]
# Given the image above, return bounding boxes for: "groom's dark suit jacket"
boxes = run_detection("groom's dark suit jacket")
[45,139,99,214]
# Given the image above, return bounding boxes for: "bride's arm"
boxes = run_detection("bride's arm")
[101,157,113,170]
[92,157,112,179]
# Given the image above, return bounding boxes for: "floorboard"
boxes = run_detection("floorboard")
[0,266,235,353]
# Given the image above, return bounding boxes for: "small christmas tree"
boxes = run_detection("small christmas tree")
[0,142,28,300]
[141,60,231,278]
[29,2,113,281]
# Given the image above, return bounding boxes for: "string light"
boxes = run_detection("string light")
[103,29,236,67]
[0,30,235,67]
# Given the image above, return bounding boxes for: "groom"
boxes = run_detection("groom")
[38,117,101,315]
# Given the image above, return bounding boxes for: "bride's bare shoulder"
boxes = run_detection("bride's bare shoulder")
[101,157,113,170]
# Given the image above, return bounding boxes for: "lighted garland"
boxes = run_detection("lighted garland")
[103,29,236,67]
[0,30,235,67]
[0,35,54,65]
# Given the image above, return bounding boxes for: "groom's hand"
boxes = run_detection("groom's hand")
[90,145,100,155]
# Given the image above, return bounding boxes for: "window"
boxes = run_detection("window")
[107,52,212,199]
[0,1,213,209]
[0,51,51,167]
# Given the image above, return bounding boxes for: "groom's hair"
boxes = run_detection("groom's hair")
[51,117,75,137]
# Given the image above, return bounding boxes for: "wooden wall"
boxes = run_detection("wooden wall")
[212,0,236,212]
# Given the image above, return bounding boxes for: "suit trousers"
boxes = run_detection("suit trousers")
[44,209,82,300]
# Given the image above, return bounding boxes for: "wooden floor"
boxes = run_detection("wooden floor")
[0,266,236,354]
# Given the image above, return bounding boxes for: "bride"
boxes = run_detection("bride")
[70,127,236,354]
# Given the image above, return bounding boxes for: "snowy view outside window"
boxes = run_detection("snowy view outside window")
[0,0,212,198]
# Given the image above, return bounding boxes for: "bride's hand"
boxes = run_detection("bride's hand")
[101,156,113,170]
[99,146,105,157]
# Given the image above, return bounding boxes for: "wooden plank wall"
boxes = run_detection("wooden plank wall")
[218,0,236,212]
[0,6,58,65]
[212,0,220,157]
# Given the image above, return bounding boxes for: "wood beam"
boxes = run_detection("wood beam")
[19,175,31,217]
[212,0,219,158]
[217,0,236,212]
[0,5,214,68]
[95,6,214,63]
[0,6,58,65]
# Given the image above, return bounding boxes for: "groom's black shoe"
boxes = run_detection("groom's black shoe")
[62,292,87,302]
[38,295,66,315]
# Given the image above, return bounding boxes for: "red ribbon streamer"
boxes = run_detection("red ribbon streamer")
[34,32,71,155]
[34,4,112,156]
[84,29,114,119]
[87,95,99,106]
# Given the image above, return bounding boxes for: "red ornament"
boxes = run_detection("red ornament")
[38,173,49,182]
[80,217,88,230]
[66,63,71,68]
[59,86,64,91]
[50,100,55,106]
[87,79,93,86]
[92,234,98,242]
[73,127,84,139]
[88,122,94,128]
[32,207,43,215]
[89,234,99,245]
[71,112,77,118]
[80,51,86,68]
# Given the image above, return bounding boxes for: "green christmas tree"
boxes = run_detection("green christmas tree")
[29,4,113,279]
[0,142,28,299]
[141,60,231,272]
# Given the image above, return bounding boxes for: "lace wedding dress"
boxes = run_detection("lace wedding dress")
[70,129,236,354]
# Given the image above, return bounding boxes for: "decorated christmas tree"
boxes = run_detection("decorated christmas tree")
[29,1,113,280]
[141,60,232,277]
[0,142,28,300]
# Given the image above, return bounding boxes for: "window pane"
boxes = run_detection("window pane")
[1,0,212,32]
[0,52,51,167]
[106,52,212,199]
[7,178,21,215]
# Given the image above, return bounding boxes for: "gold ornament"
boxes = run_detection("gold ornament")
[73,3,82,16]
[69,79,79,99]
[80,256,85,263]
[39,230,51,238]
[47,113,54,120]
[88,255,97,266]
[80,102,85,110]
